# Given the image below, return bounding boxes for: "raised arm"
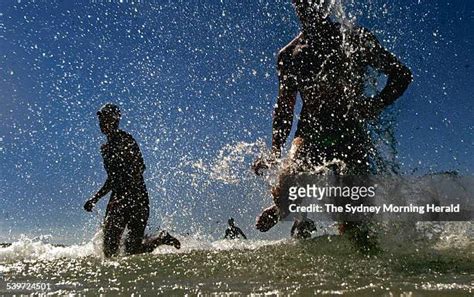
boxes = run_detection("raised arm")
[363,29,413,113]
[271,51,298,157]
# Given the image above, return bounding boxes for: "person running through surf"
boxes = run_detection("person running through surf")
[253,0,412,240]
[84,103,180,257]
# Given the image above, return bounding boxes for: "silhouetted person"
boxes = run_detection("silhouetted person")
[253,0,412,236]
[224,218,247,240]
[84,104,180,257]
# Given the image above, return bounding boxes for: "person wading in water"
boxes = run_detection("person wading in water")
[253,0,412,243]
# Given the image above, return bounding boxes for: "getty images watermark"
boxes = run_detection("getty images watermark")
[288,184,460,214]
[277,174,473,222]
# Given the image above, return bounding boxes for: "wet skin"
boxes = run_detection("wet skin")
[254,1,412,233]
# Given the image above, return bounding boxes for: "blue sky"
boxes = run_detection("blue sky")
[0,0,473,244]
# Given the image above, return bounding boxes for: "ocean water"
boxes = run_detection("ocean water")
[1,222,473,295]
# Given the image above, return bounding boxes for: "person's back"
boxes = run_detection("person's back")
[101,129,148,205]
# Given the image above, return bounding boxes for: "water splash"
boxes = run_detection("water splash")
[0,232,286,263]
[0,233,102,263]
[0,221,471,263]
[192,139,268,185]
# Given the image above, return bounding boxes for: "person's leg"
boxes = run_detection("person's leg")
[141,230,181,252]
[124,201,149,255]
[339,150,380,253]
[103,200,128,258]
[256,137,307,232]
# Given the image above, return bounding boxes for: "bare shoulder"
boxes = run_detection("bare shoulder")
[352,26,378,47]
[349,25,372,37]
[277,33,304,65]
[100,142,107,152]
[118,130,138,145]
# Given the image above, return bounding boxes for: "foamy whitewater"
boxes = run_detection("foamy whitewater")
[1,222,472,295]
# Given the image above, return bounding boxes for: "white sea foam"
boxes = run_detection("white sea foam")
[0,232,103,263]
[1,221,472,264]
[0,232,286,263]
[151,236,287,255]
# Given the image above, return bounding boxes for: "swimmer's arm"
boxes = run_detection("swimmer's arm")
[84,177,112,211]
[90,177,113,203]
[366,31,413,109]
[272,56,297,157]
[237,228,247,239]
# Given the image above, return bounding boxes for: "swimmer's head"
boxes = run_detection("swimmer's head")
[292,0,333,32]
[97,103,121,135]
[228,218,235,226]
